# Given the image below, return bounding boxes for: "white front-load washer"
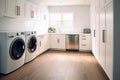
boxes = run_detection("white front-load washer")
[0,31,25,74]
[25,31,37,63]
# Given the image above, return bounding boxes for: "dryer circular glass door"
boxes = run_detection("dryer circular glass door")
[28,36,37,53]
[9,38,25,60]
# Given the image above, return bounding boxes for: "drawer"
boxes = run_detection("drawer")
[81,38,87,40]
[80,40,89,44]
[81,35,87,37]
[80,44,90,50]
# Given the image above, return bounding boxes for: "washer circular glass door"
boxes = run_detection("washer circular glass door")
[9,38,25,60]
[28,36,37,53]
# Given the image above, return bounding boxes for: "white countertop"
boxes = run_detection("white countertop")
[37,32,91,36]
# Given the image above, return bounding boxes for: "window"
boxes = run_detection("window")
[49,13,73,32]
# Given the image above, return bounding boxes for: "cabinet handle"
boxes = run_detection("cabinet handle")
[44,14,46,20]
[82,36,86,37]
[82,44,86,46]
[40,41,41,47]
[31,10,34,18]
[102,30,106,43]
[57,39,60,43]
[82,38,86,40]
[16,6,20,16]
[94,30,96,37]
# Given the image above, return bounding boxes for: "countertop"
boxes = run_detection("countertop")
[37,32,91,36]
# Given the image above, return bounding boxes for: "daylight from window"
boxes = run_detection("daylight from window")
[49,13,74,33]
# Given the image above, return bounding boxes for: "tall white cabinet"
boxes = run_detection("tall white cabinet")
[99,8,106,69]
[90,0,100,61]
[99,2,113,80]
[91,0,113,79]
[105,3,113,79]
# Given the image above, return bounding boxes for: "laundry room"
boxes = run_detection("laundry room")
[0,0,120,80]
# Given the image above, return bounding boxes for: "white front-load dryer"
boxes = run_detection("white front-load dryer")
[25,31,37,63]
[0,31,25,74]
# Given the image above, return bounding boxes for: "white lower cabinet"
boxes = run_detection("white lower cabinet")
[79,34,91,51]
[37,35,49,56]
[50,34,65,50]
[37,34,91,54]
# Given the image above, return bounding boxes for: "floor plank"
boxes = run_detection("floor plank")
[0,50,109,80]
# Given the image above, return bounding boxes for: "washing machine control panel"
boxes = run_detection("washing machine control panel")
[8,32,25,38]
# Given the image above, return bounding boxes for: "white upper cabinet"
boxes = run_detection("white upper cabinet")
[25,1,41,20]
[15,0,25,17]
[0,0,5,16]
[106,0,112,4]
[36,7,41,21]
[0,0,25,18]
[31,4,37,20]
[100,0,112,9]
[100,0,106,9]
[24,1,31,19]
[5,0,16,17]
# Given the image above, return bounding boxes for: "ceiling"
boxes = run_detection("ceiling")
[29,0,92,6]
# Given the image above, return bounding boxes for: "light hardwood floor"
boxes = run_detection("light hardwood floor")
[0,50,109,80]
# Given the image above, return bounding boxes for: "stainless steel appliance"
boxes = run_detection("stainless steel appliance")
[66,34,79,51]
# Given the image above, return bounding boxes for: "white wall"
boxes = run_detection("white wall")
[49,5,90,33]
[0,17,39,32]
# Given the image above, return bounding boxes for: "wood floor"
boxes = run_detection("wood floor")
[0,50,109,80]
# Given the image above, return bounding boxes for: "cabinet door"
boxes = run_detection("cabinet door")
[39,35,47,54]
[58,35,65,50]
[95,3,100,60]
[105,3,113,79]
[106,0,112,4]
[90,1,96,55]
[0,0,5,16]
[24,1,31,19]
[31,3,37,19]
[99,9,106,69]
[50,35,59,49]
[36,7,41,20]
[24,1,37,19]
[50,34,65,50]
[43,35,49,51]
[5,0,16,17]
[15,0,24,17]
[100,0,105,9]
[36,36,41,56]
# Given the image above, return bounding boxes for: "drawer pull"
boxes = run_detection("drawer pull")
[82,44,86,46]
[94,30,96,37]
[82,38,86,40]
[40,41,41,47]
[82,36,86,37]
[102,30,106,43]
[57,39,60,43]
